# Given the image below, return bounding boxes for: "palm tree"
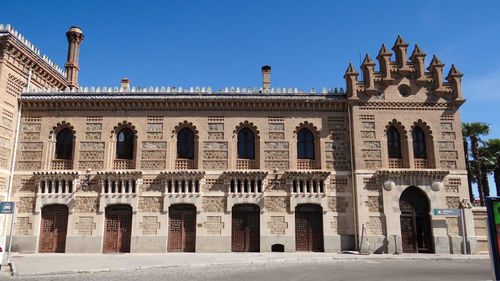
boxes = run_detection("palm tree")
[484,139,500,195]
[463,136,474,203]
[462,122,490,206]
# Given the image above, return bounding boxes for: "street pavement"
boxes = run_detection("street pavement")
[0,252,492,281]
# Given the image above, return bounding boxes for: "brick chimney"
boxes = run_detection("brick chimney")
[261,65,271,90]
[121,78,130,91]
[65,26,84,89]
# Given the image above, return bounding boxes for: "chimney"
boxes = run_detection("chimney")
[65,26,84,89]
[261,65,271,90]
[121,78,130,91]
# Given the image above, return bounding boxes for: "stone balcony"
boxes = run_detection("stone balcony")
[114,159,135,170]
[52,159,73,170]
[297,159,318,170]
[236,159,256,170]
[175,159,195,169]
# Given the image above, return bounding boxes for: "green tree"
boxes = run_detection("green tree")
[483,139,500,196]
[462,122,490,206]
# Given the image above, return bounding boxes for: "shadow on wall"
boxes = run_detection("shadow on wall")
[373,237,389,254]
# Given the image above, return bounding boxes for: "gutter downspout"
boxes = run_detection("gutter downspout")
[347,104,359,251]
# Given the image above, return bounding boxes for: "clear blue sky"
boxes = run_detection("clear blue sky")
[1,0,500,194]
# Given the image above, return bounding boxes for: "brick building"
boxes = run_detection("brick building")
[0,25,478,254]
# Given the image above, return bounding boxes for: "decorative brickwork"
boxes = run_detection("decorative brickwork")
[264,196,289,212]
[73,197,99,213]
[366,196,383,212]
[327,197,348,213]
[17,197,35,213]
[138,197,163,213]
[446,196,461,209]
[202,197,226,212]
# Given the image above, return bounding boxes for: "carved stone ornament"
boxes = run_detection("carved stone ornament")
[383,179,395,191]
[431,179,442,191]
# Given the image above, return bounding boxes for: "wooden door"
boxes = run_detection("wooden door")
[399,186,434,253]
[400,214,417,253]
[39,205,68,253]
[232,204,260,252]
[295,204,324,252]
[103,205,132,253]
[168,204,196,252]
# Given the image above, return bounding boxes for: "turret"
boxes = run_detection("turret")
[360,54,376,94]
[344,63,359,100]
[392,35,410,72]
[409,44,427,83]
[376,44,393,83]
[65,26,84,89]
[427,55,446,94]
[446,64,464,100]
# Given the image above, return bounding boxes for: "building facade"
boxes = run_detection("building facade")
[0,25,478,254]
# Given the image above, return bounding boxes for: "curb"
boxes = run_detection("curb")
[13,254,490,277]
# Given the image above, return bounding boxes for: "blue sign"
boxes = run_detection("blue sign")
[434,208,461,216]
[0,202,14,214]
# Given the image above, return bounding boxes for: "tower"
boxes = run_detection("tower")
[65,26,84,89]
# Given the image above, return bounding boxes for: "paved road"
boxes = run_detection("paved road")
[3,259,492,281]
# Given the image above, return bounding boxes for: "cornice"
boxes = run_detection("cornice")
[376,169,449,177]
[356,101,455,110]
[20,93,348,112]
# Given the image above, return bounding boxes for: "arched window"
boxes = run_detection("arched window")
[412,127,427,159]
[387,126,402,159]
[297,128,315,159]
[116,128,134,160]
[177,128,194,159]
[55,128,74,159]
[237,128,255,159]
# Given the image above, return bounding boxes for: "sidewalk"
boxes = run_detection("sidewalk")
[6,252,490,277]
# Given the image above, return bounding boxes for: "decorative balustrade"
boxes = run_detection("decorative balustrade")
[166,179,200,194]
[388,158,404,169]
[175,159,194,169]
[102,179,136,194]
[39,179,73,194]
[292,179,325,194]
[236,159,256,170]
[297,159,318,170]
[229,178,262,194]
[114,159,134,169]
[414,158,429,169]
[52,159,73,170]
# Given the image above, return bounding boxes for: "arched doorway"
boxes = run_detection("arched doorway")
[168,204,196,252]
[295,204,324,252]
[399,186,434,253]
[232,204,260,252]
[103,204,132,253]
[39,204,68,253]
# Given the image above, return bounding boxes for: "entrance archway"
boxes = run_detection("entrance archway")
[399,186,434,253]
[295,204,324,252]
[168,204,196,252]
[232,204,260,252]
[39,204,68,253]
[103,204,132,253]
